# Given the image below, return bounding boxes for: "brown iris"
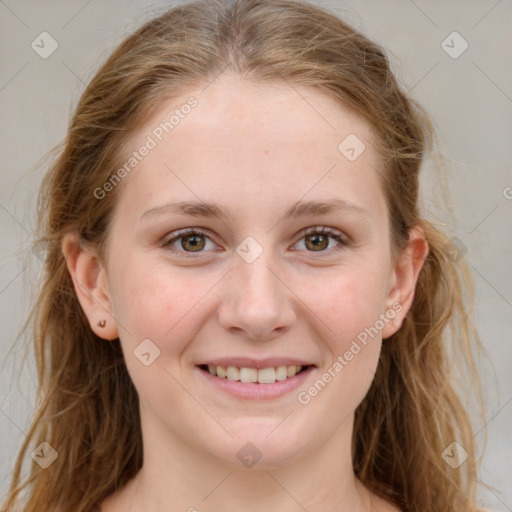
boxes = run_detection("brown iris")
[181,234,206,252]
[305,233,329,251]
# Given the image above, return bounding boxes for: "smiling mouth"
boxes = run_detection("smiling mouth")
[197,364,312,384]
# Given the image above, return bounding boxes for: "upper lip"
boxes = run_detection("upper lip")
[198,358,316,369]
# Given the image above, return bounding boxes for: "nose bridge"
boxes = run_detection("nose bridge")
[217,244,296,339]
[238,251,279,303]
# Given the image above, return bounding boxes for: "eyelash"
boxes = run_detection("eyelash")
[162,226,349,259]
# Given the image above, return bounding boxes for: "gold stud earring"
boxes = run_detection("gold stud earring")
[97,319,106,328]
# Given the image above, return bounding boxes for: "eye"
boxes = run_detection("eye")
[162,226,349,259]
[163,228,217,257]
[293,226,348,254]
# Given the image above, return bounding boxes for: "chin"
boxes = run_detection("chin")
[208,424,310,470]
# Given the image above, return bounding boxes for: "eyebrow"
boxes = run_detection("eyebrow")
[139,198,369,222]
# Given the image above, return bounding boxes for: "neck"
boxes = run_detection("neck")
[112,410,377,512]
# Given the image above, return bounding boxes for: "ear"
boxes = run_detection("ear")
[62,232,119,340]
[382,225,429,339]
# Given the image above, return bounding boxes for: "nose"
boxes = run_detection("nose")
[217,251,297,341]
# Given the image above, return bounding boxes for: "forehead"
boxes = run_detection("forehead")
[143,73,373,147]
[112,72,384,220]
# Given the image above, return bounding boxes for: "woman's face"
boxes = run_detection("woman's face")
[95,73,408,468]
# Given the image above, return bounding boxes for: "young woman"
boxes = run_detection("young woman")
[2,1,490,511]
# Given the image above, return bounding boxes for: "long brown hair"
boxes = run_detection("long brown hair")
[2,1,490,510]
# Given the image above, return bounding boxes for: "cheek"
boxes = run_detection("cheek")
[110,255,218,354]
[110,259,216,408]
[302,265,388,399]
[297,271,385,421]
[307,265,389,344]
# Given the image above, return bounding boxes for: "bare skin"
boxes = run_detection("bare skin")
[63,72,427,512]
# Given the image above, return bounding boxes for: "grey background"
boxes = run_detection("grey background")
[1,0,510,509]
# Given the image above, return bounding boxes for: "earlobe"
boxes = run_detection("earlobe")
[62,232,119,340]
[382,226,429,339]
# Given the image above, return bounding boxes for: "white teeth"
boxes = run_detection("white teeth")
[239,367,258,383]
[257,367,276,384]
[275,365,288,381]
[226,366,240,381]
[205,364,306,383]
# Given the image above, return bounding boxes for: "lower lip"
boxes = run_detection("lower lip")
[196,365,316,400]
